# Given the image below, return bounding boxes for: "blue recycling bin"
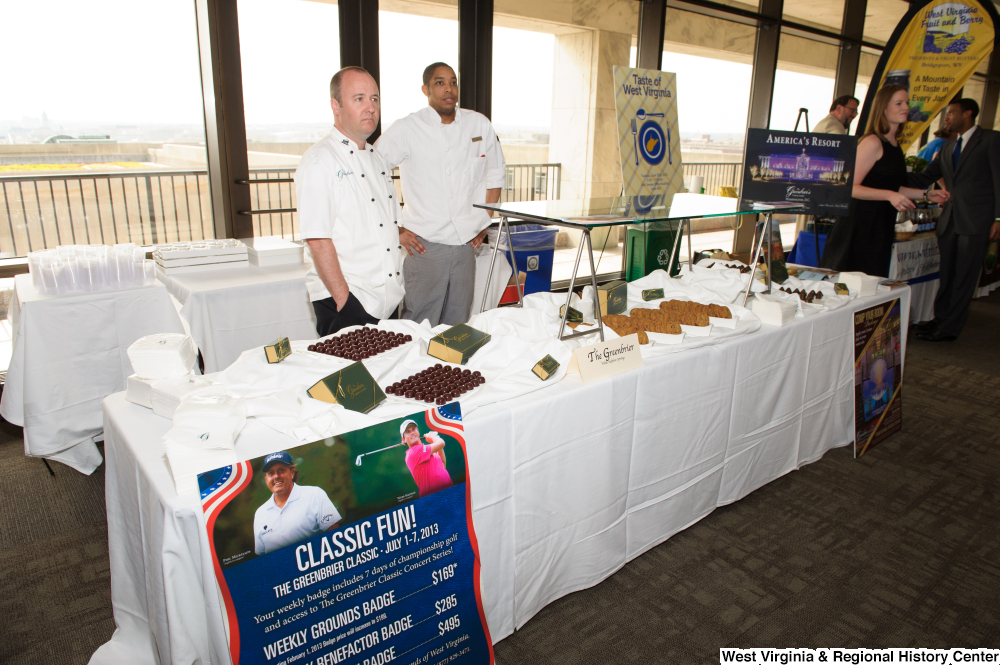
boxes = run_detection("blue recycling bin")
[787,231,828,267]
[491,224,559,295]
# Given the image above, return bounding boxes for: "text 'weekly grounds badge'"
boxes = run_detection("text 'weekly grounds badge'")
[853,299,903,457]
[198,404,493,665]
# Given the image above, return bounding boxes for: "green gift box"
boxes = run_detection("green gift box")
[264,336,291,364]
[532,355,560,380]
[428,323,492,365]
[558,305,584,323]
[641,288,664,302]
[307,362,386,414]
[598,280,628,316]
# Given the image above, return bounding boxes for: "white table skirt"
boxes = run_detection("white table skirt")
[0,274,184,474]
[157,263,318,373]
[90,288,909,665]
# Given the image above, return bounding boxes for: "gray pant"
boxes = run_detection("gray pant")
[402,237,474,327]
[932,222,990,337]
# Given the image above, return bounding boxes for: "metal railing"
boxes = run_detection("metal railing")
[0,161,753,257]
[501,163,561,203]
[682,162,743,196]
[0,170,215,257]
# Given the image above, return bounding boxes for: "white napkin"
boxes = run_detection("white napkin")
[838,271,881,297]
[751,295,798,326]
[125,374,164,409]
[128,333,198,379]
[151,376,224,419]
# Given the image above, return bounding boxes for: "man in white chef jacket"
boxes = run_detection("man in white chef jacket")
[295,66,405,336]
[376,62,506,326]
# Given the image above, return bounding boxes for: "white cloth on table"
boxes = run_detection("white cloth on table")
[91,288,911,665]
[158,263,318,373]
[295,126,405,317]
[0,274,184,474]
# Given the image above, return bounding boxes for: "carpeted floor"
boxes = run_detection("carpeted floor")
[1,290,997,664]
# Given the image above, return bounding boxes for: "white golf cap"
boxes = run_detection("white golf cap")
[399,419,418,437]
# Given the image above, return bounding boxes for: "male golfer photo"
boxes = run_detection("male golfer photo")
[400,419,454,497]
[253,451,341,556]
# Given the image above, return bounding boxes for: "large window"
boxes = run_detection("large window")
[238,0,340,238]
[1,0,207,256]
[770,34,839,132]
[491,25,556,203]
[378,10,458,133]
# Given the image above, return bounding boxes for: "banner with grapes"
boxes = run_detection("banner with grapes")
[856,0,998,152]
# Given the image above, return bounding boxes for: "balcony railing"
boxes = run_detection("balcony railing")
[1,161,745,258]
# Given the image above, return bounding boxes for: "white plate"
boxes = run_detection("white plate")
[680,323,713,337]
[646,331,685,345]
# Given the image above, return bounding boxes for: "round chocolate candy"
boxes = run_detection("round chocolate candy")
[307,345,316,352]
[462,369,471,377]
[436,397,446,406]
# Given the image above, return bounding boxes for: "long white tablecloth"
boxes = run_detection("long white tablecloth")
[0,274,184,474]
[157,263,318,373]
[90,287,909,665]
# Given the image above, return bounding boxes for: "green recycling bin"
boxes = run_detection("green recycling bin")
[624,221,681,281]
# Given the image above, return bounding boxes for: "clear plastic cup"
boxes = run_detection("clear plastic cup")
[142,259,157,286]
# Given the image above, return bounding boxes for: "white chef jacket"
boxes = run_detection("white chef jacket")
[295,126,405,319]
[253,483,342,556]
[376,106,506,245]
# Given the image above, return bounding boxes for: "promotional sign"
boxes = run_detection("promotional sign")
[568,333,644,383]
[977,238,1000,292]
[740,129,856,216]
[888,236,941,282]
[857,0,999,152]
[853,300,903,457]
[613,66,683,203]
[198,405,493,665]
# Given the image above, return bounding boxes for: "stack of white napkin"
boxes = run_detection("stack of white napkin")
[151,375,224,419]
[838,271,881,297]
[163,392,247,495]
[127,333,198,379]
[752,295,798,326]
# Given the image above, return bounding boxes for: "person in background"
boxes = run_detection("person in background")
[820,85,949,276]
[295,66,404,336]
[907,98,1000,341]
[917,126,956,163]
[813,95,860,135]
[376,62,506,327]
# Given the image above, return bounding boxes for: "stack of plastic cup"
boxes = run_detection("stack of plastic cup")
[28,243,153,295]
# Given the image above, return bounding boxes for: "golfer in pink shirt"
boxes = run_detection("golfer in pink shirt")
[401,419,454,497]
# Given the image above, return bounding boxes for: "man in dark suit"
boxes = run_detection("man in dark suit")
[908,98,1000,341]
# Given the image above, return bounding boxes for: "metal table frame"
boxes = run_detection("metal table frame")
[478,210,695,343]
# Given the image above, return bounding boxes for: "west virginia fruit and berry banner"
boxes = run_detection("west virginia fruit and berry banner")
[857,0,1000,152]
[198,404,493,665]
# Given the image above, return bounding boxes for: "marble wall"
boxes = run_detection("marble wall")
[549,29,630,202]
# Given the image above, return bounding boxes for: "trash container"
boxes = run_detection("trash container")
[624,221,681,281]
[488,225,559,295]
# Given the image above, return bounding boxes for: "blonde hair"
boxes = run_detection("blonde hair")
[861,84,908,141]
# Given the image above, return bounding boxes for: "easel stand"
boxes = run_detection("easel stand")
[478,211,695,342]
[481,215,605,342]
[741,212,774,306]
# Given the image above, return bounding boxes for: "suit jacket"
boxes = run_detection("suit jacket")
[812,113,848,135]
[908,126,1000,237]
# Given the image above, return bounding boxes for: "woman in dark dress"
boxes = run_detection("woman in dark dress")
[820,84,950,276]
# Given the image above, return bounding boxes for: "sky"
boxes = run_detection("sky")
[4,0,858,139]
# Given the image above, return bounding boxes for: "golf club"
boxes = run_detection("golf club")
[355,442,406,466]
